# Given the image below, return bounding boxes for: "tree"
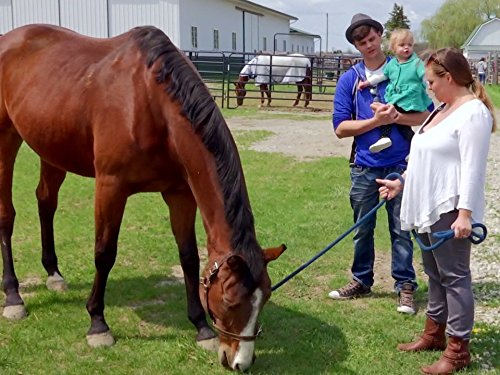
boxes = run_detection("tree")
[384,3,411,42]
[420,0,500,49]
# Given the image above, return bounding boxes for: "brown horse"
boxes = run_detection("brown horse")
[0,24,285,371]
[234,54,312,107]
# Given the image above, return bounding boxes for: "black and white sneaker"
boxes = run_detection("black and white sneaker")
[328,280,371,300]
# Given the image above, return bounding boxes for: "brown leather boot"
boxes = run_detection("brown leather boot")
[420,336,471,374]
[398,317,446,352]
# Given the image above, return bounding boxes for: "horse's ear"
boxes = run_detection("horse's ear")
[263,244,286,264]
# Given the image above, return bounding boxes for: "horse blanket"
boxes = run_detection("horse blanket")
[240,54,311,85]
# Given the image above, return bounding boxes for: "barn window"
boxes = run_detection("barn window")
[213,29,219,50]
[263,37,267,51]
[232,32,237,50]
[191,26,198,49]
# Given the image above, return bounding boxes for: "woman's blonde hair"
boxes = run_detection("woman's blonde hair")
[389,29,414,51]
[426,48,497,132]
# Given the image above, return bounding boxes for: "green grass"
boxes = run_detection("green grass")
[486,85,500,108]
[0,124,498,374]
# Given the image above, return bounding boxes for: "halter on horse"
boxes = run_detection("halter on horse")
[0,24,285,371]
[234,54,313,107]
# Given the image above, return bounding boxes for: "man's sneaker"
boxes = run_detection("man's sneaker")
[328,280,371,300]
[369,137,392,153]
[397,283,416,314]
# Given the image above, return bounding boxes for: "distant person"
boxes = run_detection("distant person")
[475,57,487,85]
[357,28,432,153]
[377,48,496,374]
[329,13,432,314]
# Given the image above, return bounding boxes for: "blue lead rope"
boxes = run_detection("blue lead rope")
[271,172,399,292]
[271,172,487,292]
[412,223,487,251]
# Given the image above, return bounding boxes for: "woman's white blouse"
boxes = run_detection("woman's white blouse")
[401,99,493,233]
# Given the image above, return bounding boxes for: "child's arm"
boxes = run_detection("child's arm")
[357,73,388,90]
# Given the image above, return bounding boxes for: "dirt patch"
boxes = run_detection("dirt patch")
[227,116,353,161]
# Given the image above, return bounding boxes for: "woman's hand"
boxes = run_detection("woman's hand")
[376,178,403,200]
[451,209,472,239]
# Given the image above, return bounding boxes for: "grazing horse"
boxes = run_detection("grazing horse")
[0,24,286,371]
[234,54,312,107]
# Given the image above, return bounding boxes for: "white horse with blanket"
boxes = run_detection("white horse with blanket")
[234,54,312,107]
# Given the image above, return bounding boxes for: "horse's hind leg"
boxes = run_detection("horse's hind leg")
[294,84,303,107]
[36,161,67,291]
[304,80,312,107]
[0,129,25,320]
[259,84,271,107]
[162,188,217,351]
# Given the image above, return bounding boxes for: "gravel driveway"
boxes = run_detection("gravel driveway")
[227,114,500,326]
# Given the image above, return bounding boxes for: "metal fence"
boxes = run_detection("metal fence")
[183,51,359,110]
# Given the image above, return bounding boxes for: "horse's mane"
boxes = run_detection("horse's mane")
[131,26,263,275]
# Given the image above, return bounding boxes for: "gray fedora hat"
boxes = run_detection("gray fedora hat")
[345,13,383,44]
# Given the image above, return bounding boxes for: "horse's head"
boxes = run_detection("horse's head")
[200,244,286,371]
[234,75,249,106]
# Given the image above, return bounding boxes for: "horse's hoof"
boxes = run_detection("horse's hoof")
[2,304,27,320]
[197,337,219,352]
[46,273,68,292]
[86,331,115,347]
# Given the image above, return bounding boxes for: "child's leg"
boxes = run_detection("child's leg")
[379,125,392,138]
[393,105,415,143]
[369,126,392,153]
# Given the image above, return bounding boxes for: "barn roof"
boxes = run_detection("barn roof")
[461,17,500,48]
[229,0,298,21]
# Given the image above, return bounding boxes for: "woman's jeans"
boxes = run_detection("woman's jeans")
[349,165,417,292]
[418,211,474,339]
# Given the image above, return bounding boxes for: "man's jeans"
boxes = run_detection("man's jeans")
[349,165,417,292]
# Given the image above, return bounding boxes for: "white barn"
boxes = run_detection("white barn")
[0,0,316,54]
[461,17,500,59]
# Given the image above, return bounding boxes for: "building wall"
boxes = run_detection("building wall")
[0,0,308,53]
[60,0,108,37]
[108,0,179,44]
[179,0,290,53]
[289,34,315,55]
[0,0,13,33]
[11,0,59,27]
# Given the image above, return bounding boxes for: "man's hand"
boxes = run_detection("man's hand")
[371,103,399,126]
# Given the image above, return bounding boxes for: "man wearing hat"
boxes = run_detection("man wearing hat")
[329,14,433,313]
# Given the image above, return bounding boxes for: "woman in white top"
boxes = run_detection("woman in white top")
[377,48,496,374]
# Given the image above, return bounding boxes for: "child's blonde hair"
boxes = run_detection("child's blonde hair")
[389,28,414,51]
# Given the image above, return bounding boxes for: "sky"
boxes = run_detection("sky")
[249,0,448,52]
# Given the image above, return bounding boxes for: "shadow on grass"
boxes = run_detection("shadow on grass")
[18,273,352,373]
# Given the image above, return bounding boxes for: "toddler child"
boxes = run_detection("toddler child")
[358,28,432,153]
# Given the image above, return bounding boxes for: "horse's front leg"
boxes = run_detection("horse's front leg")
[37,161,67,292]
[85,176,127,348]
[0,133,25,320]
[162,188,217,352]
[294,84,303,107]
